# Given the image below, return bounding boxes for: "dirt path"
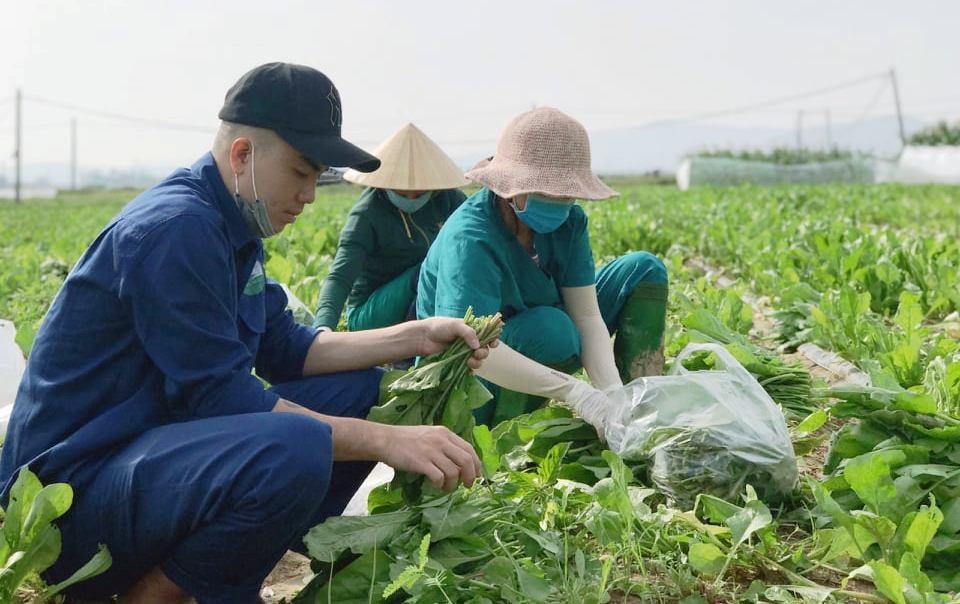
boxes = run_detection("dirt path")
[261,551,312,603]
[260,463,395,601]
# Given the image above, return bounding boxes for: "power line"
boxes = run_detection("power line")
[23,95,214,133]
[834,78,889,135]
[616,70,891,131]
[680,71,890,123]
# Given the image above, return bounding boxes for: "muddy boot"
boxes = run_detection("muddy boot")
[614,283,668,381]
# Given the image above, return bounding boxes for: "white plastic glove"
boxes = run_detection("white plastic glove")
[475,341,627,438]
[563,380,609,434]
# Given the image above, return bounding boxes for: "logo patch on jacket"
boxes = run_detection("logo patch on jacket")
[244,260,266,295]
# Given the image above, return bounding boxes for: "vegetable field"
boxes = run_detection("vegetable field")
[1,181,959,603]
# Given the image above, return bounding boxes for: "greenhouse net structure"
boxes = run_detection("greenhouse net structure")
[676,156,876,190]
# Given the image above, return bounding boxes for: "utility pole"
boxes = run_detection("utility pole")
[824,109,833,149]
[795,110,804,149]
[14,88,22,203]
[71,117,77,190]
[889,68,907,147]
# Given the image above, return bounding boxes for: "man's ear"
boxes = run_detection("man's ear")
[229,138,253,175]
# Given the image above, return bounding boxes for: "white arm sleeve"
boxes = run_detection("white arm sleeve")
[561,285,622,390]
[474,340,585,401]
[474,340,615,431]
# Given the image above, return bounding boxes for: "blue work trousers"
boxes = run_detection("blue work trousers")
[43,368,382,603]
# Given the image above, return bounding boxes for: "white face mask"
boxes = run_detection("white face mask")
[233,143,278,239]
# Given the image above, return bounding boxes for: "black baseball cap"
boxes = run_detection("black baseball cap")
[219,62,380,173]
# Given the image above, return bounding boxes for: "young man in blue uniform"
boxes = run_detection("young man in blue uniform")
[0,63,486,603]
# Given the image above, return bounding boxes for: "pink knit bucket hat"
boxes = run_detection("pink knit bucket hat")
[466,107,617,201]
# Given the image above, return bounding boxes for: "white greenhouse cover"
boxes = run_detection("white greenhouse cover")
[892,145,960,184]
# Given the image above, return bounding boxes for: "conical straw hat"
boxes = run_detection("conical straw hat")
[343,123,469,190]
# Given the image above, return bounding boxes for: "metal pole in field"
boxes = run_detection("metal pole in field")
[889,68,906,147]
[824,109,832,149]
[71,117,77,190]
[14,88,22,203]
[795,110,804,149]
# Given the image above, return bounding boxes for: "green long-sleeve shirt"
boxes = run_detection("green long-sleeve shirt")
[313,187,466,329]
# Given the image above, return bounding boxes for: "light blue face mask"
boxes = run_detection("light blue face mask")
[234,144,278,239]
[510,194,574,233]
[386,190,432,214]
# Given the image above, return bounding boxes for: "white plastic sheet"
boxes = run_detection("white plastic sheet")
[1,320,27,436]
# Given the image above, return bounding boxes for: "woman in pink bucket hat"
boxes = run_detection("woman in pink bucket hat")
[416,107,668,427]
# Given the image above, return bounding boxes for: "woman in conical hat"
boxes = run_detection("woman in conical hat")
[416,107,669,428]
[313,123,469,332]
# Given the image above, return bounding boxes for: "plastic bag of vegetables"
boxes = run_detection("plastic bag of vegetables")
[605,343,798,508]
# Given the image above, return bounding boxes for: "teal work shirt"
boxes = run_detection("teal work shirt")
[417,188,596,320]
[314,187,466,329]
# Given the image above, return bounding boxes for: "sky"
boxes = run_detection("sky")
[1,0,959,184]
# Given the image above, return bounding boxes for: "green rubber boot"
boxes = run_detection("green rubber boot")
[614,283,668,382]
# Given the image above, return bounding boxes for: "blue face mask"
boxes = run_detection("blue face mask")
[510,195,574,233]
[386,190,432,214]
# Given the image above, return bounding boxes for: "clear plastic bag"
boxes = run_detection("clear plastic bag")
[605,343,798,507]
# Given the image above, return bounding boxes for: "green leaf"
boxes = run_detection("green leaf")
[896,552,936,600]
[727,499,773,550]
[940,497,960,535]
[4,524,62,588]
[422,500,485,541]
[866,560,907,604]
[584,506,625,545]
[696,494,742,524]
[366,482,403,514]
[537,442,570,485]
[479,556,515,588]
[322,549,392,604]
[304,510,414,563]
[894,291,923,337]
[14,323,36,358]
[367,391,427,426]
[516,564,551,603]
[779,585,836,603]
[428,537,490,571]
[898,497,943,563]
[41,543,112,599]
[382,533,431,598]
[688,542,725,576]
[844,449,906,519]
[21,483,73,545]
[794,409,828,435]
[473,424,502,477]
[463,375,493,410]
[516,526,561,555]
[441,388,473,435]
[265,253,293,284]
[4,469,43,550]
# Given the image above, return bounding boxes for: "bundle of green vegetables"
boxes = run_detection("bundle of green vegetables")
[680,307,816,418]
[367,309,503,503]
